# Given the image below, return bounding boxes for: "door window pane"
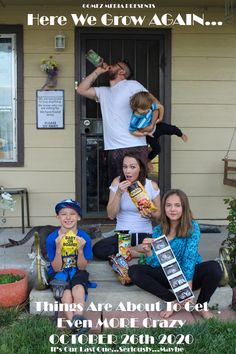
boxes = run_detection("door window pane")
[83,136,108,215]
[0,35,17,162]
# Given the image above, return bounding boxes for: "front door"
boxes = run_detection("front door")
[75,28,171,219]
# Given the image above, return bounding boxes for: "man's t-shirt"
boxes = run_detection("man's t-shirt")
[95,80,148,150]
[46,228,93,275]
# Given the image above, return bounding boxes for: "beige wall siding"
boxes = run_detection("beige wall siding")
[0,7,76,226]
[0,6,235,226]
[171,16,236,220]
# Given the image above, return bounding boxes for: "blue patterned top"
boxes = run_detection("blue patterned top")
[129,102,158,132]
[146,220,202,281]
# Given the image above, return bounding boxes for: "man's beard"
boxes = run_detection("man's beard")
[108,70,118,80]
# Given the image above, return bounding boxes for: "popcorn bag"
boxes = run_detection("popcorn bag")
[128,181,157,213]
[115,230,132,261]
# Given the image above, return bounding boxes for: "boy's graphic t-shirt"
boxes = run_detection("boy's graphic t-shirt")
[60,231,79,269]
[46,228,93,275]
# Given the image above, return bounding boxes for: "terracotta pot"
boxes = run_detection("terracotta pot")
[0,268,28,308]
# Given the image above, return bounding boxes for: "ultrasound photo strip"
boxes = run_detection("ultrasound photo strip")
[152,235,194,303]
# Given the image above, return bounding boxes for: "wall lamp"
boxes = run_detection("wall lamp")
[55,34,66,49]
[225,0,236,22]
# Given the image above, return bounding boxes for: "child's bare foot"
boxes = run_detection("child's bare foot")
[160,309,174,319]
[181,133,188,142]
[160,301,179,319]
[198,310,215,319]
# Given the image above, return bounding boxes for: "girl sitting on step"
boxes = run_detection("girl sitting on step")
[128,189,222,319]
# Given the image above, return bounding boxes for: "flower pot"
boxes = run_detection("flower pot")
[0,268,28,308]
[46,73,57,88]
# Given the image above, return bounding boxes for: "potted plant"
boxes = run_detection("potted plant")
[0,269,28,307]
[0,189,28,307]
[222,197,236,307]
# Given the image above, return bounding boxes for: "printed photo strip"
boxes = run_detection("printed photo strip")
[152,237,169,252]
[163,262,181,276]
[152,236,194,303]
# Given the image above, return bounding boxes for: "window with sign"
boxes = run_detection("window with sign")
[0,26,23,166]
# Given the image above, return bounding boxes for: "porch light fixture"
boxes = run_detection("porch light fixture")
[55,34,66,49]
[225,0,236,22]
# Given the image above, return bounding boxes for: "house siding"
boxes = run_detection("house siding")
[0,6,235,226]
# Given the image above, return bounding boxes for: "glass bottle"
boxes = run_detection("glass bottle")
[86,49,104,67]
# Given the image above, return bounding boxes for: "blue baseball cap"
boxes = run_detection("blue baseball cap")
[55,199,82,216]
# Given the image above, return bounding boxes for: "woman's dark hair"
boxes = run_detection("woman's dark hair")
[119,151,147,185]
[160,189,193,237]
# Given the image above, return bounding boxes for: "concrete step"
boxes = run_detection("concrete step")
[1,260,121,284]
[30,280,165,315]
[29,280,232,315]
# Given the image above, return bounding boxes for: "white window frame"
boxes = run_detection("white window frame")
[0,25,23,167]
[0,34,17,162]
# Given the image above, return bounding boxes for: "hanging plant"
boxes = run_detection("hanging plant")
[0,190,16,224]
[40,56,58,88]
[0,191,15,210]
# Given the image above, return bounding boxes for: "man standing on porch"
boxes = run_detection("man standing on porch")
[77,60,159,184]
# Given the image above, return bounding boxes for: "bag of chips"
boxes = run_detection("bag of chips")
[108,254,132,285]
[128,181,157,213]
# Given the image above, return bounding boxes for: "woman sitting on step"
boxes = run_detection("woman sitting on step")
[93,151,161,260]
[128,189,223,319]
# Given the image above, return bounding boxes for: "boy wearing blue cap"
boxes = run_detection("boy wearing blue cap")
[46,199,93,335]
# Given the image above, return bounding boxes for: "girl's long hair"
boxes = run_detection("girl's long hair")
[160,189,193,237]
[119,151,147,186]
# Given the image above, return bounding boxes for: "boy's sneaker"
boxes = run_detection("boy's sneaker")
[72,315,90,336]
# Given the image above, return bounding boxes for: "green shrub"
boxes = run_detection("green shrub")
[222,198,236,284]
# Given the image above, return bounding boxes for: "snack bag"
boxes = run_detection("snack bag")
[115,230,132,261]
[108,254,132,285]
[60,231,79,269]
[128,181,157,213]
